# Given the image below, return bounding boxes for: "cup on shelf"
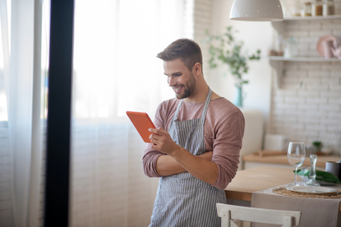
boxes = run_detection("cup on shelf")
[322,40,334,58]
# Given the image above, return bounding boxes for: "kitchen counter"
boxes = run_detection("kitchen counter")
[242,154,340,170]
[224,166,341,211]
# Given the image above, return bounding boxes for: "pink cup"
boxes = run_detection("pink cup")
[322,40,334,58]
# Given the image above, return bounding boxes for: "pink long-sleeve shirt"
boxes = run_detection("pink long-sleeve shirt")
[142,97,245,190]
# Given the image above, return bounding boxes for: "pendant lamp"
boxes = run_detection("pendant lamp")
[230,0,283,21]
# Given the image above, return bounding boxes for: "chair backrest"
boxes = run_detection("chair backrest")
[216,203,301,227]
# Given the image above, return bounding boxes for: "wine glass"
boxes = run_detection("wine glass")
[287,142,306,187]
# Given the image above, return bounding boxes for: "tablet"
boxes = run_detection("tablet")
[126,111,156,143]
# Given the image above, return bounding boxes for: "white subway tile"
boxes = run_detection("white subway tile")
[274,103,297,111]
[319,103,341,111]
[309,30,333,37]
[304,110,324,118]
[297,130,320,138]
[297,43,310,51]
[332,30,341,36]
[308,42,319,50]
[321,117,341,125]
[297,103,320,111]
[319,133,341,143]
[322,63,341,70]
[327,125,341,132]
[308,71,331,77]
[288,30,309,37]
[284,96,305,103]
[274,89,298,96]
[306,124,324,131]
[331,71,341,77]
[298,90,320,98]
[306,22,323,30]
[299,63,321,70]
[323,22,341,30]
[327,112,341,118]
[329,83,341,90]
[300,50,320,57]
[275,115,297,124]
[299,36,319,43]
[306,77,322,84]
[306,84,329,90]
[306,97,328,105]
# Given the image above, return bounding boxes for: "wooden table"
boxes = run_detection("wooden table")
[243,154,340,169]
[224,166,341,211]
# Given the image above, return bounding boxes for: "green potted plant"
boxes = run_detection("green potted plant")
[312,141,322,154]
[206,26,261,107]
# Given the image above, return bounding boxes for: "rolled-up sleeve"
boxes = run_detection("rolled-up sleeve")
[211,111,245,190]
[142,103,166,178]
[142,145,164,177]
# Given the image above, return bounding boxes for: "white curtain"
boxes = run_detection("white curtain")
[0,0,45,227]
[0,0,192,226]
[70,0,191,227]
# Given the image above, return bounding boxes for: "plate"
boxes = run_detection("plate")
[286,186,337,194]
[316,35,337,57]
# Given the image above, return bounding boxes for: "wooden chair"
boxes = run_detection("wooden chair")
[216,203,301,227]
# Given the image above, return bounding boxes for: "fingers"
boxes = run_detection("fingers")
[149,133,161,141]
[148,127,165,134]
[149,127,165,144]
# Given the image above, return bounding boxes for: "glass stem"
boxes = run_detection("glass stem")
[295,167,298,185]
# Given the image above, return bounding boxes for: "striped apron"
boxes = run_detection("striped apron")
[149,88,226,227]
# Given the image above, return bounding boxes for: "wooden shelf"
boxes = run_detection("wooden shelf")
[283,14,341,21]
[269,56,341,62]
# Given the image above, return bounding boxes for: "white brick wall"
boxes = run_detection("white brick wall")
[270,4,341,152]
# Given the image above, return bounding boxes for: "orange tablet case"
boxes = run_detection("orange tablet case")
[126,111,156,143]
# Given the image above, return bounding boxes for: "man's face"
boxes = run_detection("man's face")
[163,59,196,100]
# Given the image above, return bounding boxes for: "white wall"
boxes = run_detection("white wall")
[206,0,273,135]
[270,18,341,151]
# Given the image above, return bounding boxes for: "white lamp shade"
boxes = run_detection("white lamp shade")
[230,0,283,21]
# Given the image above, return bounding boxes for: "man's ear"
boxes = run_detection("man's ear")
[192,62,202,76]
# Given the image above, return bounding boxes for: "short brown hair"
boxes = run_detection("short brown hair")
[157,39,203,71]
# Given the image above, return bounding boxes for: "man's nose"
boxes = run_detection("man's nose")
[168,76,175,86]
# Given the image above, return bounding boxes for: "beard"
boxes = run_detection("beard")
[175,73,196,100]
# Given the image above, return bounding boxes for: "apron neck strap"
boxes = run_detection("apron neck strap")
[200,88,212,122]
[172,88,212,122]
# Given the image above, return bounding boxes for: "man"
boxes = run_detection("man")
[142,39,245,226]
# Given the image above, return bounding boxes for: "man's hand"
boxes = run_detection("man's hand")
[149,128,217,185]
[149,127,181,156]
